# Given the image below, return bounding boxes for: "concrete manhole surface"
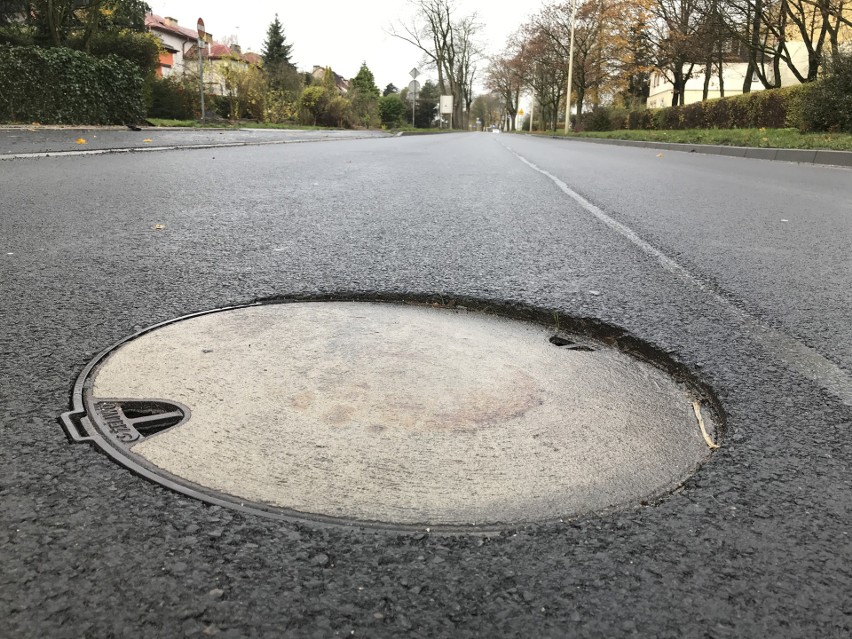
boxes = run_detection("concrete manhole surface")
[62,301,718,530]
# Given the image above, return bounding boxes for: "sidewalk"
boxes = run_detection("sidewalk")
[541,134,852,168]
[0,126,389,158]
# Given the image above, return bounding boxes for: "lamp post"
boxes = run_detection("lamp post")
[563,0,578,134]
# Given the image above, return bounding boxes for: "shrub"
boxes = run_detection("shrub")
[798,53,852,133]
[73,31,160,75]
[0,45,144,124]
[147,75,197,120]
[378,93,405,128]
[620,82,842,132]
[586,107,614,131]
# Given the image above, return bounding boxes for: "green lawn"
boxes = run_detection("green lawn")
[530,128,852,151]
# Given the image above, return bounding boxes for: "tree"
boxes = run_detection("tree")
[261,14,293,68]
[485,42,527,131]
[10,0,149,48]
[299,85,329,126]
[390,0,482,128]
[383,83,399,96]
[471,92,502,127]
[221,59,267,120]
[646,0,706,105]
[379,93,406,126]
[415,78,440,127]
[351,61,380,97]
[262,14,298,93]
[349,63,381,127]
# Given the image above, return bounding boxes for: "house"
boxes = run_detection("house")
[146,13,262,96]
[647,40,813,108]
[185,42,263,96]
[144,14,207,78]
[648,9,852,108]
[310,66,350,93]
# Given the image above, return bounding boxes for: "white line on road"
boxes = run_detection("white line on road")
[511,148,852,407]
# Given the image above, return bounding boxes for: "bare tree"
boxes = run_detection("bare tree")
[390,0,481,127]
[485,37,528,131]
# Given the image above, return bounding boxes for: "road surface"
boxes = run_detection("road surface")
[1,131,850,637]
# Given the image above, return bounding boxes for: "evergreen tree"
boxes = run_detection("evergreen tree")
[383,83,398,97]
[351,62,379,98]
[348,63,380,128]
[261,14,293,68]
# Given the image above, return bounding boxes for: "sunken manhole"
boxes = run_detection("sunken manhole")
[62,301,719,530]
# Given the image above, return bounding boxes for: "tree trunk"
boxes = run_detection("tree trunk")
[702,60,712,101]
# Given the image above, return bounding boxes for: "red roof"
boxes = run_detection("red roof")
[145,13,202,42]
[146,13,261,67]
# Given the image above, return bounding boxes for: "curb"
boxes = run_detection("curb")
[395,130,458,137]
[536,134,852,168]
[0,133,390,161]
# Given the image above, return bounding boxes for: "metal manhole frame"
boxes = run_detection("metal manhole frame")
[59,296,725,533]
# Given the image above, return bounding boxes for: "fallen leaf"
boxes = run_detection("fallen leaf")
[143,138,153,143]
[76,138,87,144]
[153,224,165,230]
[656,152,664,157]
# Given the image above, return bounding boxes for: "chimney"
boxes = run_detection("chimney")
[163,16,177,27]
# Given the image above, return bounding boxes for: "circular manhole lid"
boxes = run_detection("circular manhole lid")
[62,301,719,530]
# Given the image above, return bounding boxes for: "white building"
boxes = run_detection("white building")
[144,14,207,78]
[647,41,812,108]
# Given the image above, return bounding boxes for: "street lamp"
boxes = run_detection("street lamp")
[563,0,578,134]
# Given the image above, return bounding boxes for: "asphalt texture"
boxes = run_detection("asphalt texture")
[1,131,850,637]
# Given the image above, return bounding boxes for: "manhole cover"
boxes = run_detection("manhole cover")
[62,301,719,530]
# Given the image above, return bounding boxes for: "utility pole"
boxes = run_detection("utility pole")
[197,18,206,120]
[529,63,536,132]
[563,0,578,134]
[409,67,419,127]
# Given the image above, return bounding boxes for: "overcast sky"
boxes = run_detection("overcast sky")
[149,0,533,92]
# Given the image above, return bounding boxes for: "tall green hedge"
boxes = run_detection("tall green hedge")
[0,45,145,124]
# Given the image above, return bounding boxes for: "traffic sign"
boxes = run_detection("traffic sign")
[196,17,205,40]
[410,67,420,79]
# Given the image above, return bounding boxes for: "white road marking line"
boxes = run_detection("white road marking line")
[512,148,852,407]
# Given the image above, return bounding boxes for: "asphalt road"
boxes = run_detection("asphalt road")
[1,131,850,637]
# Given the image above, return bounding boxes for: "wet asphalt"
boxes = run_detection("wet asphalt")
[1,130,850,638]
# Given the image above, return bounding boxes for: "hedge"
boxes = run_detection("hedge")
[0,45,145,124]
[578,82,832,133]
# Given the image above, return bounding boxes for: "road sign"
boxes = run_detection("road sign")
[440,95,453,114]
[408,80,420,95]
[518,109,525,116]
[410,67,420,79]
[196,17,205,40]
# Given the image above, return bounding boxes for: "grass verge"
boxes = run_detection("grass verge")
[530,128,852,151]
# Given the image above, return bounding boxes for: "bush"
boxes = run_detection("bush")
[798,53,852,133]
[586,107,614,131]
[147,75,197,120]
[379,93,405,128]
[620,82,838,132]
[79,31,160,76]
[0,45,145,124]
